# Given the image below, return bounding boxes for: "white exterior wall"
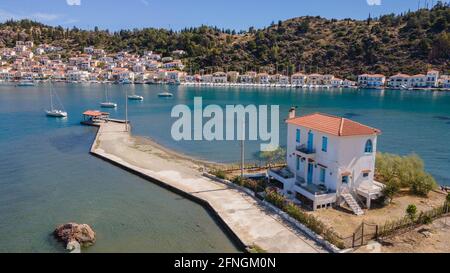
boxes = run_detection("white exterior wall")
[285,123,377,196]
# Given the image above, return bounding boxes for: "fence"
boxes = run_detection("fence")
[339,222,379,249]
[378,203,449,239]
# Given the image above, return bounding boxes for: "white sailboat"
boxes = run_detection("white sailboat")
[46,84,67,118]
[100,85,117,108]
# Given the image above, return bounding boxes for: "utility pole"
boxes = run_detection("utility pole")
[240,117,245,178]
[125,86,128,132]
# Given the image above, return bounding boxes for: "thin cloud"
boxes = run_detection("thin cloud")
[66,0,81,6]
[0,9,62,21]
[366,0,382,6]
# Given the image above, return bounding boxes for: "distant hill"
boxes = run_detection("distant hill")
[0,2,449,79]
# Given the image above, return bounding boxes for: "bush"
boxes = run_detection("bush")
[376,153,437,196]
[410,172,436,196]
[284,202,344,249]
[406,204,417,220]
[265,188,286,209]
[381,178,400,203]
[211,169,227,180]
[233,176,260,192]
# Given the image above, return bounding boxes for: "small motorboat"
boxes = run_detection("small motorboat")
[128,94,144,101]
[17,80,35,86]
[100,102,117,108]
[158,92,173,98]
[46,109,67,117]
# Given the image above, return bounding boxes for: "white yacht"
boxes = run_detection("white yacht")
[100,85,117,108]
[128,94,144,101]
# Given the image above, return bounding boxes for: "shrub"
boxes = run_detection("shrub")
[211,169,227,180]
[382,178,400,204]
[410,172,436,196]
[284,202,344,249]
[406,204,417,220]
[265,188,286,209]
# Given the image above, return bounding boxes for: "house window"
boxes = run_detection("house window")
[364,139,373,153]
[296,157,300,170]
[296,129,301,143]
[363,172,369,178]
[322,136,328,152]
[320,168,326,183]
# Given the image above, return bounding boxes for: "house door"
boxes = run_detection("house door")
[307,131,314,152]
[307,163,313,184]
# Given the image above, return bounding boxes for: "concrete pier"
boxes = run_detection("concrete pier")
[88,120,327,253]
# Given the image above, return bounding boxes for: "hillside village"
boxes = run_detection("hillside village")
[0,41,449,90]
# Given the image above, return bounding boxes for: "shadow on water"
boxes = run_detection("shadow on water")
[343,113,361,118]
[433,115,450,120]
[48,132,92,154]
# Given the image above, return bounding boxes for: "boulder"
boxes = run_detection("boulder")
[54,223,96,251]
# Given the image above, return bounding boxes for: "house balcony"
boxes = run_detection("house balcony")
[268,167,295,186]
[295,144,316,159]
[294,180,337,210]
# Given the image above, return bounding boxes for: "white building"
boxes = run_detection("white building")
[426,70,440,88]
[291,73,307,86]
[357,74,386,88]
[330,78,343,87]
[256,73,270,84]
[307,74,324,85]
[388,73,410,88]
[268,110,383,213]
[409,74,427,88]
[212,72,227,83]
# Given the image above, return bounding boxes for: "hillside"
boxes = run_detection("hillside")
[0,2,449,79]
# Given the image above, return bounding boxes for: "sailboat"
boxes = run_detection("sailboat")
[127,90,144,101]
[100,85,117,108]
[46,84,67,118]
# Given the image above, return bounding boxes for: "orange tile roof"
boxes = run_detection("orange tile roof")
[83,110,110,117]
[286,113,381,136]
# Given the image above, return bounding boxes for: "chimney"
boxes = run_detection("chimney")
[288,106,297,119]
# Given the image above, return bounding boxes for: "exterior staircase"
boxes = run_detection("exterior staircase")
[342,193,364,216]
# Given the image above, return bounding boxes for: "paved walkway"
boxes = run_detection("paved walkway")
[91,121,327,253]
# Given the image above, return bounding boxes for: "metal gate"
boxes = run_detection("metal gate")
[351,222,379,248]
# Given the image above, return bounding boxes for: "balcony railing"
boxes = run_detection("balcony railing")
[296,144,316,154]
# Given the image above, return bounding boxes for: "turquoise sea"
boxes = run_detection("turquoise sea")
[1,83,449,252]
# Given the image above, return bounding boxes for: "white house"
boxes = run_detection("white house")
[238,73,255,83]
[307,74,324,85]
[409,74,427,87]
[291,73,307,86]
[330,78,343,87]
[256,73,270,84]
[212,72,227,83]
[388,73,410,88]
[426,70,440,87]
[358,74,386,88]
[439,75,450,88]
[268,110,383,213]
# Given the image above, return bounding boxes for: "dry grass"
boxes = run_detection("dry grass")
[312,191,447,238]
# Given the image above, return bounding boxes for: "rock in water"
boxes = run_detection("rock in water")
[54,223,96,252]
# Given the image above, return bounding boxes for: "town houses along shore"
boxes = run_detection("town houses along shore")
[1,41,449,90]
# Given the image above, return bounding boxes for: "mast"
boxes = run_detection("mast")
[50,83,54,111]
[240,117,245,178]
[125,86,128,132]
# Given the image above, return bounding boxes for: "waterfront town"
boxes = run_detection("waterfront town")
[1,41,449,90]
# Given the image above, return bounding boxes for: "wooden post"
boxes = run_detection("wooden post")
[361,223,364,246]
[352,233,356,248]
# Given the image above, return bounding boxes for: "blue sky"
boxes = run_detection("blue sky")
[0,0,448,31]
